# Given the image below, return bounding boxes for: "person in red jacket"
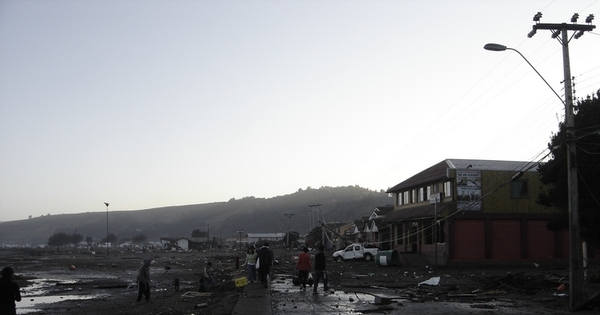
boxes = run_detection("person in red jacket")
[296,246,311,291]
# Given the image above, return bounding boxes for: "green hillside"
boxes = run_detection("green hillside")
[0,186,391,246]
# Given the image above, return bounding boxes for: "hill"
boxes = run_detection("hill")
[0,186,392,246]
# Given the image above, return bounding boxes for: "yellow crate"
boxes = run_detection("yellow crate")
[234,277,248,288]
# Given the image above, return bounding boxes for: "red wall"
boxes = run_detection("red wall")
[450,218,571,263]
[527,220,557,259]
[490,220,521,260]
[451,220,485,261]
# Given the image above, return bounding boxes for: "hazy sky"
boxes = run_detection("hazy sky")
[1,0,599,222]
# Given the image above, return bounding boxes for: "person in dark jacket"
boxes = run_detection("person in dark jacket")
[257,242,272,288]
[0,267,21,315]
[203,262,216,291]
[312,245,328,294]
[136,259,151,302]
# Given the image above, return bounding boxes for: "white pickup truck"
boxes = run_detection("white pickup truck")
[332,243,379,262]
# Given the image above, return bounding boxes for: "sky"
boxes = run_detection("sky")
[1,0,600,222]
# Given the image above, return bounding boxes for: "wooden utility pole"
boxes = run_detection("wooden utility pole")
[283,213,295,249]
[529,12,595,311]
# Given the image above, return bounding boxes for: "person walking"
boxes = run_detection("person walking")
[136,259,151,302]
[0,267,22,315]
[244,246,258,283]
[257,242,272,288]
[203,262,216,291]
[296,246,311,291]
[313,245,328,294]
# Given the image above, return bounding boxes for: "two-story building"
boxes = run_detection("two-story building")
[385,158,565,266]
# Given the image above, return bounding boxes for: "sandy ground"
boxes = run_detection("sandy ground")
[2,247,600,315]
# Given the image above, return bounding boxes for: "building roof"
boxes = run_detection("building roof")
[247,233,285,238]
[373,206,394,216]
[386,158,540,193]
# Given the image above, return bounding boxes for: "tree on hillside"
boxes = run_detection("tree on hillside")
[101,233,117,246]
[538,90,600,247]
[132,233,147,243]
[48,232,70,247]
[71,233,83,245]
[48,232,82,247]
[191,229,208,238]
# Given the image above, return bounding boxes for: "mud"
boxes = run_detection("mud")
[2,247,600,315]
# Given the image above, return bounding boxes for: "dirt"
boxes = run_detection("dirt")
[2,247,600,315]
[3,247,246,315]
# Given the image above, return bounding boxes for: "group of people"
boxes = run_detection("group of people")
[244,242,328,293]
[296,245,328,294]
[243,242,273,288]
[135,257,218,304]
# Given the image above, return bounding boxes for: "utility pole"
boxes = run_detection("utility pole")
[309,204,323,245]
[237,228,244,249]
[104,202,109,257]
[528,12,595,311]
[283,213,295,249]
[308,208,313,231]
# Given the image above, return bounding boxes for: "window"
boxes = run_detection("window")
[403,191,410,204]
[418,187,425,202]
[397,193,402,206]
[411,190,416,203]
[511,180,529,198]
[424,222,433,244]
[444,181,452,197]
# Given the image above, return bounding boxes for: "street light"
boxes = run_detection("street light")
[487,14,596,310]
[484,36,587,310]
[483,43,565,106]
[104,202,109,257]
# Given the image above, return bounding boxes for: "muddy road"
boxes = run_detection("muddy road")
[2,247,599,314]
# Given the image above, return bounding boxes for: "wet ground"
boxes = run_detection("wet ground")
[2,247,600,314]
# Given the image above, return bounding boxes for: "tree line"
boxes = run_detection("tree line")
[47,232,148,247]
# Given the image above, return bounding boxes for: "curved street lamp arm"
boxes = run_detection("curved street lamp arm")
[505,47,566,106]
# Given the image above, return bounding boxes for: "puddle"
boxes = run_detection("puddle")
[18,294,98,314]
[17,278,109,314]
[270,273,390,314]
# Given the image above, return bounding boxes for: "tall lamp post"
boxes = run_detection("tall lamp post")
[484,11,595,310]
[104,202,109,257]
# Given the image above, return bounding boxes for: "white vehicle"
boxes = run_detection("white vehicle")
[332,243,379,262]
